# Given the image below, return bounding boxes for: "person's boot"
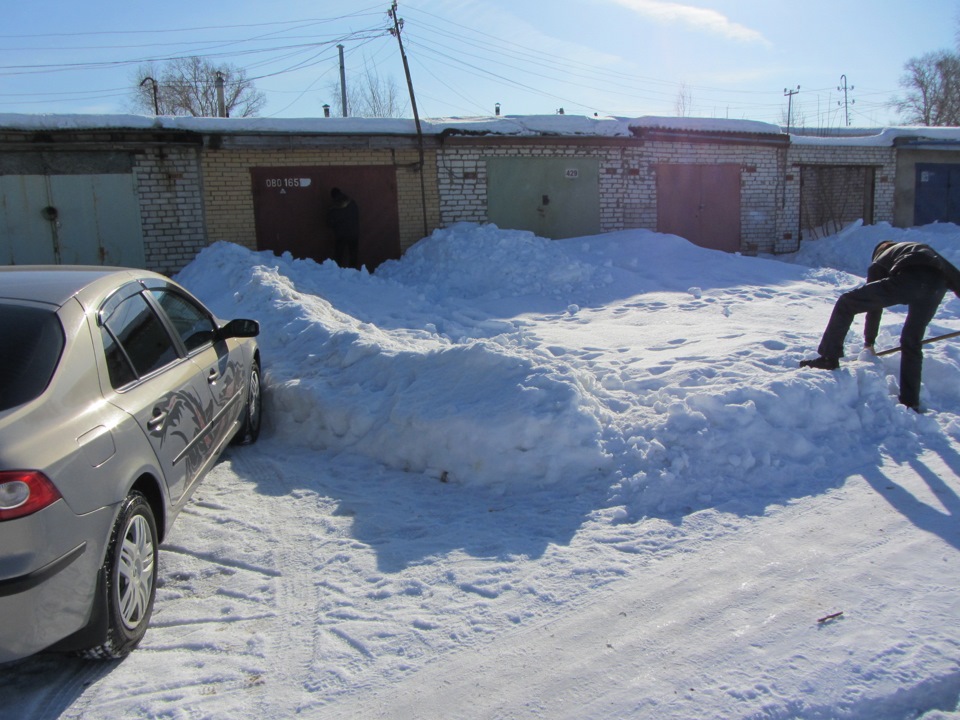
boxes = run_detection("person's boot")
[899,397,923,414]
[799,355,839,370]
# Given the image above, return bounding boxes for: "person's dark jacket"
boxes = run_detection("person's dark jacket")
[328,197,359,242]
[864,242,960,345]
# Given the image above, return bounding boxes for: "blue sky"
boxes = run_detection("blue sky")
[1,0,957,127]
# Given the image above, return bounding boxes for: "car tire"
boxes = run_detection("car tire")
[81,491,158,660]
[234,360,262,445]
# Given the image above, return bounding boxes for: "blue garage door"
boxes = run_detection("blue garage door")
[915,163,960,225]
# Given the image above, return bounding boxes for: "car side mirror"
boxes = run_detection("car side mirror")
[220,318,260,338]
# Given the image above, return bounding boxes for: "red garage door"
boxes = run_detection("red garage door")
[250,165,401,271]
[656,163,741,253]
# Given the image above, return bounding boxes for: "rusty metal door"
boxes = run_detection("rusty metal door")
[656,163,741,252]
[250,166,400,270]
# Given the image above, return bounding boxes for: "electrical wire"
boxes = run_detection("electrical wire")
[0,2,905,126]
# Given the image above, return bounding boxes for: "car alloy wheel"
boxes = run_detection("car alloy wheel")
[117,511,156,631]
[235,361,262,445]
[81,491,158,659]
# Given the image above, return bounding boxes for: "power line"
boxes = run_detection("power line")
[0,8,388,40]
[0,3,906,124]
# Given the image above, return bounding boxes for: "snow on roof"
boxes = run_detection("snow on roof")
[0,112,634,137]
[627,115,782,136]
[789,125,960,147]
[1,111,960,146]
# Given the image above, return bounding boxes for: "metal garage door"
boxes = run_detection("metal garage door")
[250,165,401,271]
[486,157,600,239]
[0,166,145,267]
[915,163,960,226]
[656,163,741,252]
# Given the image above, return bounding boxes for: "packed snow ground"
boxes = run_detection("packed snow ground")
[3,221,960,719]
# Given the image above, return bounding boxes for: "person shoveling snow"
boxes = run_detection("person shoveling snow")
[800,240,960,411]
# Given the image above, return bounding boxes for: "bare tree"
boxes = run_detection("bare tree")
[674,83,693,117]
[779,104,809,131]
[330,64,407,118]
[894,50,960,126]
[131,57,266,117]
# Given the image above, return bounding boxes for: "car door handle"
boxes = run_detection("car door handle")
[147,409,167,432]
[207,368,220,385]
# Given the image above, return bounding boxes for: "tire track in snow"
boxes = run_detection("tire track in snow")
[324,452,960,719]
[221,448,331,717]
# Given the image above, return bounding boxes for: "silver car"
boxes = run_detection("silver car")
[0,266,261,662]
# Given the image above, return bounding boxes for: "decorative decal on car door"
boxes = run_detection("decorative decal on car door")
[150,358,245,479]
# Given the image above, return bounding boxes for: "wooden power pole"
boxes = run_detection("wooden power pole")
[389,1,429,238]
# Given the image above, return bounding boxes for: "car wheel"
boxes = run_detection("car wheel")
[234,361,262,445]
[81,491,158,660]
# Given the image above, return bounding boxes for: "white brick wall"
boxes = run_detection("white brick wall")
[437,138,896,255]
[134,147,207,275]
[438,140,785,253]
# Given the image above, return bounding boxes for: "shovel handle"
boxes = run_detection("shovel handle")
[876,329,960,357]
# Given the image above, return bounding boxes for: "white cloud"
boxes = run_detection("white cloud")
[607,0,771,46]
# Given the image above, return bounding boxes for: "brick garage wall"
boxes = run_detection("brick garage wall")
[784,143,896,250]
[133,146,207,275]
[200,140,439,254]
[132,135,896,267]
[438,138,785,254]
[438,140,645,232]
[436,145,489,226]
[613,140,783,254]
[799,165,873,239]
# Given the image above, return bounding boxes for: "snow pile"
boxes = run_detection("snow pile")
[776,219,960,275]
[178,221,960,517]
[176,239,610,488]
[376,222,604,301]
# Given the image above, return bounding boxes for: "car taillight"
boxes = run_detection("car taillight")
[0,471,63,521]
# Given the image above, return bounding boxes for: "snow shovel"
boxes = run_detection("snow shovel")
[876,329,960,357]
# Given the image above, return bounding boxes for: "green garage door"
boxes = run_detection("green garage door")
[0,172,145,267]
[486,157,600,239]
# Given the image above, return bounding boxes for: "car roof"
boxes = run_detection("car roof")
[0,266,161,308]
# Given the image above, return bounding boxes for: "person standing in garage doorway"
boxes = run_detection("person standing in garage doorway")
[327,187,360,270]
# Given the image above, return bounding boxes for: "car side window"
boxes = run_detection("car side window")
[100,292,179,389]
[150,289,217,353]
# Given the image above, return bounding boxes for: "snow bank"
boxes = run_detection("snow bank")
[775,220,960,275]
[177,240,609,488]
[177,222,960,516]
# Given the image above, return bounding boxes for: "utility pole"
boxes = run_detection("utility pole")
[783,85,800,134]
[837,74,855,127]
[389,1,429,238]
[337,44,348,117]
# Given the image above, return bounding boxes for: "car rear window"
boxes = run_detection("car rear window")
[0,304,65,412]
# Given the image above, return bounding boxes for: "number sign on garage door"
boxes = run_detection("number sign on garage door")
[250,166,401,271]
